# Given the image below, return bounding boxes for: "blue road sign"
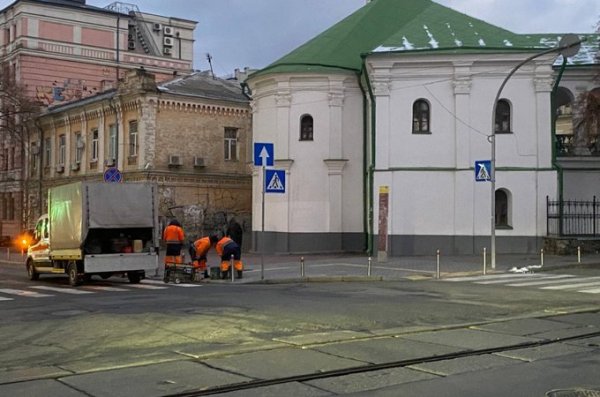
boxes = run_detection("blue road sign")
[254,142,274,167]
[475,160,492,182]
[104,167,122,183]
[265,169,285,193]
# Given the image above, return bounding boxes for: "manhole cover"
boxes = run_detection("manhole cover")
[546,389,600,397]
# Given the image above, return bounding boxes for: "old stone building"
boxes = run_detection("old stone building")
[26,68,252,245]
[0,0,196,242]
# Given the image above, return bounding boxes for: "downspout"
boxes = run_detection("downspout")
[551,57,568,202]
[359,54,376,256]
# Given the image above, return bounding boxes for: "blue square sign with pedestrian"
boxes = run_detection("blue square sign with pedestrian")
[265,169,285,193]
[475,160,492,182]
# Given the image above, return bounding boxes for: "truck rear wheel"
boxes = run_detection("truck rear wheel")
[68,261,81,286]
[27,261,39,281]
[127,271,142,284]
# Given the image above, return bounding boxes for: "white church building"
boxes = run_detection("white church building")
[246,0,599,256]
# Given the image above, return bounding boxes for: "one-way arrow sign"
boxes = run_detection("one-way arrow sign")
[254,142,274,167]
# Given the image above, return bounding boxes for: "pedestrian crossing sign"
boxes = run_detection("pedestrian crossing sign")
[265,169,286,193]
[475,160,492,182]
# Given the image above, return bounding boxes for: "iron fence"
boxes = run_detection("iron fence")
[547,196,600,237]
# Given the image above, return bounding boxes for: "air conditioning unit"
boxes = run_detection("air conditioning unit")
[163,47,172,56]
[70,163,80,171]
[104,158,115,167]
[163,37,173,47]
[128,33,134,40]
[168,154,182,166]
[163,26,173,36]
[30,145,40,155]
[193,156,205,168]
[152,23,161,31]
[76,140,85,149]
[56,164,64,173]
[128,41,136,50]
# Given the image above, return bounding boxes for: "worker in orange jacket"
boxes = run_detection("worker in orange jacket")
[190,234,218,278]
[216,235,242,279]
[163,219,185,265]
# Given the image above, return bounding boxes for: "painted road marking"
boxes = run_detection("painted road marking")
[0,288,53,298]
[31,286,94,294]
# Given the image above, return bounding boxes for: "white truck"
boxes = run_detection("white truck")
[26,181,160,286]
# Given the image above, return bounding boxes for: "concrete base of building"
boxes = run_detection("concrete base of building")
[251,232,543,256]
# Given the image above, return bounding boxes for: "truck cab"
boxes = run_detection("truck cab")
[26,215,51,279]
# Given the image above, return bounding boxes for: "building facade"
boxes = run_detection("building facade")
[0,0,196,241]
[247,0,599,256]
[26,68,252,244]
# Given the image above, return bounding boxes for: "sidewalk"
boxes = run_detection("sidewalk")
[3,247,599,283]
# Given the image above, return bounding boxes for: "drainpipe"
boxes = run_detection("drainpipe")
[359,54,376,256]
[552,57,568,202]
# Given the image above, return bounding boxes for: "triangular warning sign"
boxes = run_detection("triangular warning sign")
[267,172,284,190]
[477,163,490,181]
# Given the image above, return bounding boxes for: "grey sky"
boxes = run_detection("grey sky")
[2,0,598,76]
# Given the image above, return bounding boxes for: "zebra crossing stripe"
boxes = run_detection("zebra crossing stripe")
[475,275,551,284]
[578,287,600,294]
[0,296,14,301]
[0,288,53,298]
[31,286,94,294]
[124,283,168,290]
[504,275,579,287]
[541,280,600,290]
[82,285,130,292]
[142,279,201,288]
[446,274,540,282]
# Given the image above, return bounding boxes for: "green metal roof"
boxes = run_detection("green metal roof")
[252,0,590,78]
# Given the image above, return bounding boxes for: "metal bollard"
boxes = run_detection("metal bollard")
[483,247,487,275]
[577,246,581,263]
[367,257,372,277]
[540,249,544,268]
[300,256,305,277]
[436,249,440,279]
[230,254,235,282]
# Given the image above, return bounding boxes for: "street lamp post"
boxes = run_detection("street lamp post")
[490,35,582,269]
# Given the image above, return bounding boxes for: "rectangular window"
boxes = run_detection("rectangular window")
[108,124,117,161]
[58,135,66,165]
[91,129,99,161]
[44,138,51,167]
[74,132,83,163]
[224,127,238,161]
[31,142,39,176]
[128,120,138,157]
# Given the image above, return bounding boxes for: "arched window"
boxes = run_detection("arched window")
[300,115,313,141]
[495,189,511,228]
[495,99,511,133]
[412,99,430,133]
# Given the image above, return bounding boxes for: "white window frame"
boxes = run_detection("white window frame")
[224,127,238,161]
[108,124,117,161]
[58,134,66,165]
[74,132,83,163]
[91,128,99,161]
[128,120,138,157]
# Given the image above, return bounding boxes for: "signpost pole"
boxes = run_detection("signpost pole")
[261,165,265,281]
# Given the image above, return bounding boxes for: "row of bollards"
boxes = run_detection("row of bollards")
[290,244,589,281]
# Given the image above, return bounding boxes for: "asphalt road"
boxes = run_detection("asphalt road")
[1,258,599,396]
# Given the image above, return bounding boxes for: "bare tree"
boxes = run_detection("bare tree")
[0,64,43,234]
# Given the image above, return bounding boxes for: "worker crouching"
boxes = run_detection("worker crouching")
[216,236,243,279]
[190,234,218,279]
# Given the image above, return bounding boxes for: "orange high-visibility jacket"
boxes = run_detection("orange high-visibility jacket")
[216,236,234,256]
[163,224,184,244]
[193,236,212,257]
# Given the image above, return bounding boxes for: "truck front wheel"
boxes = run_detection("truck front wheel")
[68,261,81,286]
[27,261,39,281]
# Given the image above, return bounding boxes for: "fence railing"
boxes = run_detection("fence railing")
[547,196,600,237]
